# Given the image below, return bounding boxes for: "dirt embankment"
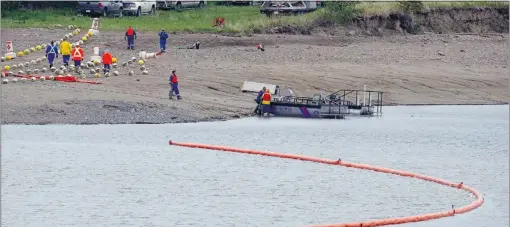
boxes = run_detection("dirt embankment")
[264,7,509,36]
[0,7,508,125]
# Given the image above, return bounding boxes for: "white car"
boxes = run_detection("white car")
[122,0,157,16]
[157,1,206,10]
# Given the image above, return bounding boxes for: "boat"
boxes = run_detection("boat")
[254,86,384,119]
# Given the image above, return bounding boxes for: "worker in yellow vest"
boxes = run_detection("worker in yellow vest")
[60,37,72,66]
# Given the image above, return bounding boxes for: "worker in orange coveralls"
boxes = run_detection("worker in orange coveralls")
[101,50,113,74]
[72,44,84,67]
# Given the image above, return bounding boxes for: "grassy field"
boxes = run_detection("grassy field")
[1,1,508,34]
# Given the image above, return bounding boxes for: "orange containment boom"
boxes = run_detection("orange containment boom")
[14,74,102,84]
[168,140,484,227]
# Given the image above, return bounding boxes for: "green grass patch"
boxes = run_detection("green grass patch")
[2,2,508,34]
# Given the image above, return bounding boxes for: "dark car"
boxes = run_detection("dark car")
[76,1,124,17]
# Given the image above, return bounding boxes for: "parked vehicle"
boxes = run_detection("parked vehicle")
[156,1,205,10]
[76,1,124,17]
[122,0,157,16]
[260,1,318,17]
[221,1,263,6]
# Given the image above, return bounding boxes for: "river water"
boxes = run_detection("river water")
[2,105,508,227]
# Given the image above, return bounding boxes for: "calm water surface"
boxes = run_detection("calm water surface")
[2,105,508,227]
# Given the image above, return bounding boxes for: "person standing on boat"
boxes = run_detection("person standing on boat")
[254,87,266,115]
[260,89,272,116]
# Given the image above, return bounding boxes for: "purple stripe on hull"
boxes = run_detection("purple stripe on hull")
[299,106,312,118]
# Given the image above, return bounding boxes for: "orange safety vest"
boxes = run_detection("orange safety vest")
[126,28,134,36]
[171,74,178,83]
[261,92,271,105]
[72,48,84,60]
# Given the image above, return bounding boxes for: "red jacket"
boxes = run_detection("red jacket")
[170,73,178,83]
[102,52,113,65]
[126,28,135,36]
[262,93,271,101]
[72,47,84,61]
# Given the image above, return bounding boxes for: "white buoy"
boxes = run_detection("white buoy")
[89,69,95,74]
[7,71,13,76]
[11,78,18,83]
[30,60,36,65]
[49,76,55,80]
[34,69,40,74]
[25,69,31,75]
[21,78,27,83]
[2,79,8,84]
[104,72,110,77]
[40,76,46,81]
[18,63,23,68]
[113,71,119,76]
[122,62,127,67]
[30,77,36,81]
[142,70,149,75]
[18,70,24,75]
[140,66,146,71]
[42,68,47,73]
[36,58,42,63]
[128,70,134,76]
[11,65,17,70]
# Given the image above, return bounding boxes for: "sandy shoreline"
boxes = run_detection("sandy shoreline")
[1,28,508,125]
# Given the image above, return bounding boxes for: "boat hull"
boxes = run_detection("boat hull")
[260,102,348,118]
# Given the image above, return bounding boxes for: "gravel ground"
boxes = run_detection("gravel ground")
[1,28,508,125]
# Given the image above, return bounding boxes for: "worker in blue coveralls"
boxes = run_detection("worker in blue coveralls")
[169,70,181,100]
[158,29,169,53]
[125,26,137,50]
[45,41,59,69]
[253,87,266,115]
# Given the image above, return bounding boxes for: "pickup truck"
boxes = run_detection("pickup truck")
[156,1,205,10]
[76,1,124,17]
[260,1,318,17]
[122,0,157,16]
